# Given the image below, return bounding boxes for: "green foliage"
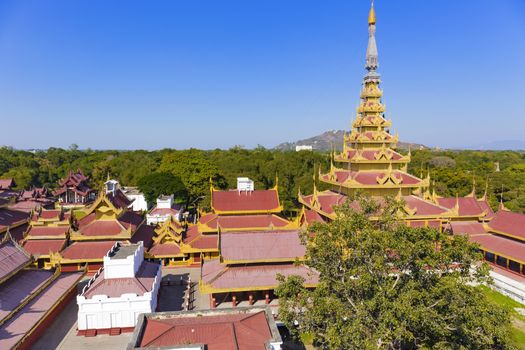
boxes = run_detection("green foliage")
[276,196,515,350]
[409,149,525,212]
[158,149,227,206]
[137,172,187,204]
[2,146,525,213]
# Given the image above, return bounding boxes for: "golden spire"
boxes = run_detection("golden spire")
[368,0,376,25]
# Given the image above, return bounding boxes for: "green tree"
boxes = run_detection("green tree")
[137,172,187,205]
[276,196,514,350]
[158,149,226,204]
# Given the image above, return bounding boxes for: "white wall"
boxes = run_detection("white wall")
[103,242,143,279]
[77,264,161,330]
[128,194,148,212]
[490,270,525,304]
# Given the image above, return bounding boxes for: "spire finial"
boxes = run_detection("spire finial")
[368,0,376,25]
[365,0,379,73]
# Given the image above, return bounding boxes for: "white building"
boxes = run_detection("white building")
[237,177,254,191]
[146,195,182,225]
[122,187,148,212]
[295,145,313,152]
[77,241,161,334]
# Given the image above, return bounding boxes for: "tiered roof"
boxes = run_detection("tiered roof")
[10,187,55,212]
[22,208,71,258]
[70,191,144,241]
[53,170,95,197]
[147,218,185,258]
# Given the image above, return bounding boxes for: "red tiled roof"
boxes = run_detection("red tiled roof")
[316,192,348,215]
[0,179,15,190]
[148,243,182,257]
[185,226,218,250]
[403,196,448,216]
[202,259,319,291]
[0,236,31,281]
[6,223,29,243]
[27,226,69,237]
[149,205,181,216]
[202,214,291,230]
[220,230,305,262]
[8,200,52,212]
[0,208,30,232]
[119,211,144,231]
[449,221,488,236]
[190,235,218,250]
[489,211,525,241]
[0,269,54,322]
[139,311,273,350]
[23,239,66,256]
[470,234,525,263]
[76,211,141,237]
[322,170,422,186]
[38,210,62,220]
[131,224,156,250]
[108,190,134,209]
[436,197,485,217]
[303,209,325,225]
[79,220,126,236]
[212,189,281,213]
[83,261,159,298]
[0,271,83,349]
[344,149,404,161]
[478,199,495,219]
[61,241,117,260]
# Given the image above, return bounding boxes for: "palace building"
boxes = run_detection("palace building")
[22,208,71,268]
[49,190,145,272]
[199,228,318,310]
[143,177,298,268]
[0,232,83,349]
[77,242,161,336]
[128,306,283,350]
[298,2,525,303]
[299,3,494,230]
[54,169,97,206]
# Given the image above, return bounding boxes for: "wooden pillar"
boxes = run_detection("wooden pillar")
[248,293,254,305]
[265,292,270,305]
[232,294,237,308]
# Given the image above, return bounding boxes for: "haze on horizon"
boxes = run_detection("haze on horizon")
[0,0,524,151]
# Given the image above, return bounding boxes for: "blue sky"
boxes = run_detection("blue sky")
[0,0,524,150]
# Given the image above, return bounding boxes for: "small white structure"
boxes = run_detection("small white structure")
[146,195,182,225]
[295,145,313,152]
[77,242,161,333]
[122,187,148,212]
[237,177,254,192]
[104,179,120,195]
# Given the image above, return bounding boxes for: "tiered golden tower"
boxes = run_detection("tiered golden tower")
[320,2,429,197]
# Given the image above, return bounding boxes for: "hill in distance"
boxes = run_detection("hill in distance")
[274,130,428,152]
